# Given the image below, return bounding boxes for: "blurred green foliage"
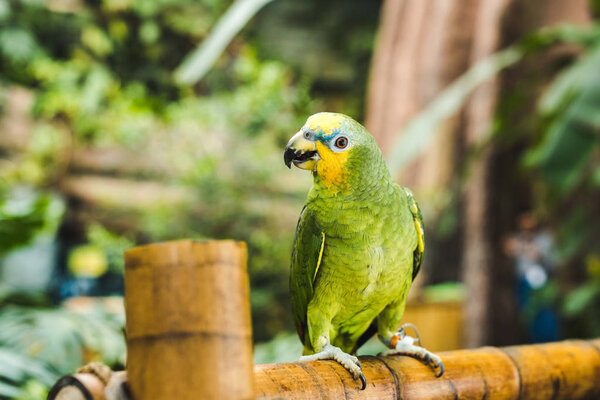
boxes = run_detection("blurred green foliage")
[0,303,126,398]
[0,188,126,398]
[517,29,600,337]
[86,223,133,274]
[0,190,50,256]
[526,41,600,193]
[0,0,380,395]
[0,0,316,338]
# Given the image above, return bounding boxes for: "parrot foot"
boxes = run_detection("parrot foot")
[380,324,445,377]
[300,343,367,390]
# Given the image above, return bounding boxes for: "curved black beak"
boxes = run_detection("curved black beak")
[284,146,318,169]
[284,130,318,170]
[284,146,298,169]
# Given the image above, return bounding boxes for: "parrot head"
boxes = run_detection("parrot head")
[284,112,386,192]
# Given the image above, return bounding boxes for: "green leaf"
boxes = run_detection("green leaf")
[563,281,600,316]
[0,380,20,398]
[139,21,161,44]
[0,191,49,256]
[80,66,113,114]
[174,0,275,85]
[538,50,596,114]
[0,348,58,386]
[0,28,41,64]
[16,379,49,400]
[0,0,10,22]
[86,223,134,274]
[81,26,113,57]
[526,45,600,191]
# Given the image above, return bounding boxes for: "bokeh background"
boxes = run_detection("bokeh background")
[1,0,600,397]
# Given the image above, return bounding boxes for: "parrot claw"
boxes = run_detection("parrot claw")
[359,373,367,390]
[355,360,366,390]
[422,352,444,376]
[300,343,367,390]
[435,361,445,377]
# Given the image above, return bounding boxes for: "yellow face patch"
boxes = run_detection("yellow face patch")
[315,141,349,193]
[306,113,345,134]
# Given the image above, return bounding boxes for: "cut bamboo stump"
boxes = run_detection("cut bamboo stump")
[124,240,254,400]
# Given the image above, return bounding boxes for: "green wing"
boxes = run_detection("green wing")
[289,205,325,345]
[402,188,425,282]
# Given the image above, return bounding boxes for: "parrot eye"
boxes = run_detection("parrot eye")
[335,136,348,149]
[304,131,310,139]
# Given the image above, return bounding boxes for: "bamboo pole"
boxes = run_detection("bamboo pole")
[255,339,600,399]
[123,240,254,400]
[48,339,600,400]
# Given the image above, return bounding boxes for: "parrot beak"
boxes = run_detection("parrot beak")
[284,130,319,170]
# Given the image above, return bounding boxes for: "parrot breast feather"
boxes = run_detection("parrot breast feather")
[289,205,325,344]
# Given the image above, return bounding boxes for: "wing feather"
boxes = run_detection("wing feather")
[289,205,324,344]
[402,188,425,282]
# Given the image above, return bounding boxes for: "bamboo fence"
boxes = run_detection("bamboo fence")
[47,240,600,400]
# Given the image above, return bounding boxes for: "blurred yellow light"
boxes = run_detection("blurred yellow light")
[68,245,108,278]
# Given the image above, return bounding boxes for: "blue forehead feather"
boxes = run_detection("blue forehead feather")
[306,123,348,142]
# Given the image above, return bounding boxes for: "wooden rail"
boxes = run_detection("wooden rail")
[256,339,600,399]
[47,240,600,399]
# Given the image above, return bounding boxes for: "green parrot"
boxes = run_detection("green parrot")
[284,112,444,389]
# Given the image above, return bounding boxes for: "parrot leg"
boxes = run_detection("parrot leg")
[379,323,445,377]
[300,341,367,390]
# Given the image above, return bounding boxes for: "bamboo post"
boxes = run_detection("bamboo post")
[123,240,254,400]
